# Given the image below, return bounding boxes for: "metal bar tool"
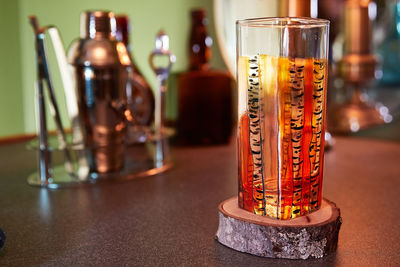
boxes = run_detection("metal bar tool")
[149,30,176,167]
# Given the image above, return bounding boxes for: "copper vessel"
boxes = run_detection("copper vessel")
[340,0,376,82]
[330,0,390,133]
[68,11,131,173]
[279,0,312,17]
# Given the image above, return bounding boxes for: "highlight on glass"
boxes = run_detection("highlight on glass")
[236,17,329,220]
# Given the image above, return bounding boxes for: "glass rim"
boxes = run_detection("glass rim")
[236,17,330,28]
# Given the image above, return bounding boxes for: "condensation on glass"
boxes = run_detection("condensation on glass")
[236,17,329,220]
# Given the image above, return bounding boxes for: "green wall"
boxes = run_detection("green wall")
[0,0,225,137]
[0,0,25,136]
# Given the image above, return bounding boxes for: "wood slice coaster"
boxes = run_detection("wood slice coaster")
[216,197,342,259]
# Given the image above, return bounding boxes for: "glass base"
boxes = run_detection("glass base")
[27,137,172,188]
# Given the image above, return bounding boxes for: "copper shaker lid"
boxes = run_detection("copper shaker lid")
[80,11,116,40]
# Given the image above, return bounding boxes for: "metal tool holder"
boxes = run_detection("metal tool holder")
[28,16,78,188]
[27,17,174,188]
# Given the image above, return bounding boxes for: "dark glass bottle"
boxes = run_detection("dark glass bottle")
[116,15,155,127]
[188,9,212,71]
[176,9,234,145]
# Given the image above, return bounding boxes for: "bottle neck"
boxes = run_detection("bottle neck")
[116,16,130,49]
[188,10,212,71]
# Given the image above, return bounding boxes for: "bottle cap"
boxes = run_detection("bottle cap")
[80,11,116,40]
[191,8,207,24]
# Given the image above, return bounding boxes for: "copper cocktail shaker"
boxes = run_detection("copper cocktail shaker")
[68,11,130,173]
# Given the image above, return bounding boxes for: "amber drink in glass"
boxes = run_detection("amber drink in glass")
[237,17,329,220]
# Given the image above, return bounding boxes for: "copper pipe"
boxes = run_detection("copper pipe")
[344,0,371,54]
[280,0,311,17]
[340,0,376,83]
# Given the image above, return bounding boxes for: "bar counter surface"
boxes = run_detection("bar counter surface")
[0,136,399,266]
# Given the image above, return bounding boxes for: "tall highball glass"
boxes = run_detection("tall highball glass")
[237,17,329,219]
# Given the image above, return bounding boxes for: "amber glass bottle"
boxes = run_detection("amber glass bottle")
[188,9,212,71]
[116,15,155,127]
[176,9,234,145]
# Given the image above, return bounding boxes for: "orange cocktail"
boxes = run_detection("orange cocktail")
[237,54,327,220]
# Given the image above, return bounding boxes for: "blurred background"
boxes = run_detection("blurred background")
[0,0,399,140]
[0,0,226,138]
